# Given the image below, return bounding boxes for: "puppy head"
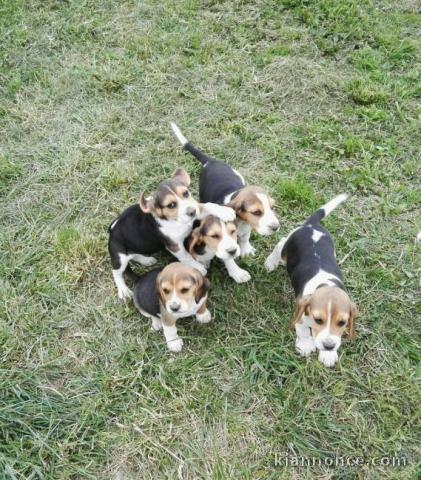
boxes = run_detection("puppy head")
[294,286,357,352]
[139,168,199,223]
[187,215,239,261]
[157,262,210,317]
[227,186,280,235]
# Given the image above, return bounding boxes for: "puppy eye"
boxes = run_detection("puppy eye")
[180,287,189,294]
[229,229,236,235]
[167,202,177,209]
[183,190,189,198]
[211,234,220,239]
[252,210,263,216]
[163,288,170,295]
[337,320,346,327]
[314,317,323,325]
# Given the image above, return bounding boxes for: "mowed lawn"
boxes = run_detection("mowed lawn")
[1,0,420,478]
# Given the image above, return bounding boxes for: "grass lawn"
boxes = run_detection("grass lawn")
[1,0,420,478]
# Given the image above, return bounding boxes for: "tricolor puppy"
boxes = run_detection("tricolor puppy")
[108,168,235,299]
[184,215,240,273]
[171,122,280,283]
[127,262,211,352]
[265,194,357,367]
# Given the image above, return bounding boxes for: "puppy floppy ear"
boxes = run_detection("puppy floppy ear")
[227,193,245,214]
[172,168,190,186]
[193,272,210,303]
[293,295,311,326]
[156,272,166,305]
[186,227,202,257]
[139,192,152,213]
[348,302,358,340]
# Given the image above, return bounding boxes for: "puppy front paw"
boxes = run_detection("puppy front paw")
[196,309,212,324]
[193,262,207,275]
[318,350,338,367]
[167,337,183,353]
[240,243,256,257]
[118,285,133,300]
[296,337,316,357]
[230,268,251,283]
[151,318,162,331]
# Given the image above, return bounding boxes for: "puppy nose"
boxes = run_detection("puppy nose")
[170,303,180,312]
[322,341,335,351]
[227,248,237,256]
[186,207,196,217]
[270,222,280,232]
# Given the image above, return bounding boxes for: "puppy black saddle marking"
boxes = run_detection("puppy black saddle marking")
[128,267,161,317]
[282,224,344,298]
[182,142,244,205]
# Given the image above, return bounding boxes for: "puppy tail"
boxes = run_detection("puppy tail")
[170,122,212,166]
[305,194,348,225]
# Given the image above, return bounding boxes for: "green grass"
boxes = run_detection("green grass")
[0,0,420,478]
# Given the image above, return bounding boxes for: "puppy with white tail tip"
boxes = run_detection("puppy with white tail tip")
[265,194,358,367]
[171,122,280,283]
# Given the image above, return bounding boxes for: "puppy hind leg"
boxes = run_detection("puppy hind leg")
[111,253,132,300]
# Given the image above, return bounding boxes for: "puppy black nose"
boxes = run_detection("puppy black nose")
[270,222,280,231]
[227,248,237,256]
[170,304,180,312]
[186,207,196,217]
[322,341,335,351]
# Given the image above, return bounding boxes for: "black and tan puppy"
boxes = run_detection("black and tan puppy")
[265,194,357,367]
[126,262,210,352]
[171,123,280,283]
[108,168,235,299]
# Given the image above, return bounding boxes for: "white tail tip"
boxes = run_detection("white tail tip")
[170,122,188,146]
[323,193,349,217]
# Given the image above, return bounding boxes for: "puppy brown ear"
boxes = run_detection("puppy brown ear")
[293,295,311,326]
[186,227,202,257]
[194,273,210,303]
[348,302,358,340]
[156,272,165,304]
[227,194,245,214]
[172,168,190,186]
[139,192,151,213]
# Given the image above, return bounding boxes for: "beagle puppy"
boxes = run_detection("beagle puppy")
[108,168,235,299]
[127,262,210,352]
[265,194,357,367]
[184,215,241,275]
[171,123,280,283]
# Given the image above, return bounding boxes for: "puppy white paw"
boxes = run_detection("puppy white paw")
[196,309,212,324]
[192,262,207,275]
[141,256,157,266]
[167,337,183,353]
[230,268,251,283]
[296,337,316,357]
[215,205,236,222]
[318,350,338,367]
[118,285,132,300]
[240,243,256,257]
[264,255,278,272]
[151,318,162,331]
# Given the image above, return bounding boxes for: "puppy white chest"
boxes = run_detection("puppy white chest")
[158,219,192,242]
[236,221,251,239]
